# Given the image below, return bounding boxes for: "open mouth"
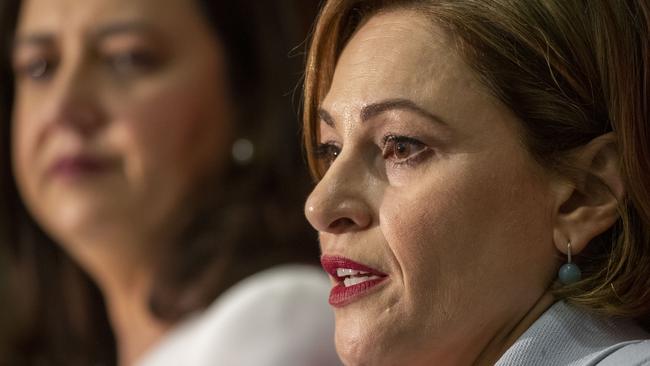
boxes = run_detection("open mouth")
[321,255,388,307]
[335,268,384,287]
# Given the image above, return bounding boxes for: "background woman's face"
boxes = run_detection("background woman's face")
[11,0,231,250]
[305,10,560,365]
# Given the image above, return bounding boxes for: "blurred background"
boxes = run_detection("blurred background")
[0,1,332,365]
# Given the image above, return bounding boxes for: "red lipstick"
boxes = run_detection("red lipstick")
[320,255,388,308]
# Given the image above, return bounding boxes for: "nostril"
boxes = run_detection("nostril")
[328,217,356,232]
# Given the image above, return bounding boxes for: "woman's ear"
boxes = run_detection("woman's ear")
[552,132,625,255]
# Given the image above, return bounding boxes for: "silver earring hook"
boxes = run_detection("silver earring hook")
[567,241,572,264]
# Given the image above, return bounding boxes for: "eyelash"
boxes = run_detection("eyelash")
[313,134,431,171]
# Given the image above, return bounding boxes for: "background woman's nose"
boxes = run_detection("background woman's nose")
[44,66,106,139]
[304,156,373,234]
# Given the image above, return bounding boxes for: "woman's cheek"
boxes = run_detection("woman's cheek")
[379,180,454,280]
[115,80,219,172]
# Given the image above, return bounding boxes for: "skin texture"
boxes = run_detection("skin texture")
[11,0,231,363]
[304,10,565,366]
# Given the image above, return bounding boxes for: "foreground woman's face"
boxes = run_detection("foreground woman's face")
[12,0,231,251]
[305,10,560,365]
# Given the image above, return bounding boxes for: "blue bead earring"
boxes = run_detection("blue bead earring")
[558,241,582,285]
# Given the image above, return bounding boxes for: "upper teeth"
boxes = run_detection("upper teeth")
[336,268,370,277]
[343,276,380,287]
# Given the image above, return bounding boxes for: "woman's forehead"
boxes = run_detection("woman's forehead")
[16,0,196,35]
[320,10,500,138]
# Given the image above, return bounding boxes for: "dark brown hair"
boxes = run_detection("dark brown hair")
[303,0,650,326]
[0,1,320,365]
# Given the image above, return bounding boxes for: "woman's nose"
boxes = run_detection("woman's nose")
[304,153,373,234]
[44,64,106,138]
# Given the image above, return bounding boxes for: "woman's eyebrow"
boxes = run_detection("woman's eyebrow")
[318,108,335,127]
[361,98,448,126]
[91,21,160,43]
[318,98,449,128]
[13,33,55,50]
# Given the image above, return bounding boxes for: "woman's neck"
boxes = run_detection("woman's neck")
[64,237,171,366]
[474,291,556,366]
[101,273,170,366]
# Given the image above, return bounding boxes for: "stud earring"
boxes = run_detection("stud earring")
[231,138,254,165]
[558,241,582,285]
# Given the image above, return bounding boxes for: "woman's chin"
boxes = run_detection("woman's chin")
[39,199,136,246]
[334,323,395,366]
[335,336,373,366]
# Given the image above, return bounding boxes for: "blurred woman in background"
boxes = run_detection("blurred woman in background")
[0,0,337,365]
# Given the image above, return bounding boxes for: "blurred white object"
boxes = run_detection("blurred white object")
[137,265,341,366]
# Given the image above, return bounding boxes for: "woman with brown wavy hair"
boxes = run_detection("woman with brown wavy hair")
[303,0,650,365]
[0,0,338,365]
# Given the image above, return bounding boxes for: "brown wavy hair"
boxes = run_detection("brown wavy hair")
[0,1,320,365]
[303,0,650,326]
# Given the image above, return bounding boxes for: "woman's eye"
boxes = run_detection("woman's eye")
[107,50,160,75]
[15,57,55,81]
[382,135,429,166]
[313,142,341,170]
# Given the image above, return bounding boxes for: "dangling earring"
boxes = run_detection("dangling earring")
[558,241,582,285]
[231,138,254,165]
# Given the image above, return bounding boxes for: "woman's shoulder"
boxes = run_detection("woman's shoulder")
[201,264,335,328]
[497,301,650,366]
[595,339,650,365]
[221,264,333,302]
[138,265,340,366]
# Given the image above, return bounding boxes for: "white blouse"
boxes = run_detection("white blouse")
[137,265,341,366]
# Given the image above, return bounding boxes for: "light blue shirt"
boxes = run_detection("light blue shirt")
[496,301,650,365]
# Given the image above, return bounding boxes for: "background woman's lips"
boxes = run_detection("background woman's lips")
[48,155,115,180]
[321,255,388,307]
